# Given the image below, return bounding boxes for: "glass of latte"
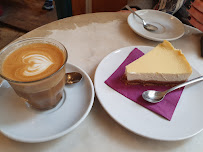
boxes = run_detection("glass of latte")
[0,37,68,110]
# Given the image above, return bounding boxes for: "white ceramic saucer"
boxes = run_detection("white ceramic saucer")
[127,10,185,41]
[0,63,94,143]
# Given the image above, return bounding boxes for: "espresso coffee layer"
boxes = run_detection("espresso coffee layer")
[2,43,65,82]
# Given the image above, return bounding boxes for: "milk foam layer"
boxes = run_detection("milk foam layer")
[2,43,65,82]
[22,54,53,76]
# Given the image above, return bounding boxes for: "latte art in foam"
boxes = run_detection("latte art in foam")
[2,43,65,82]
[22,54,53,76]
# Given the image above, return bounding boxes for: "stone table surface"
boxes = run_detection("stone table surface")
[0,12,203,152]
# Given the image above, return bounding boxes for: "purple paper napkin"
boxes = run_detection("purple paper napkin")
[105,48,184,120]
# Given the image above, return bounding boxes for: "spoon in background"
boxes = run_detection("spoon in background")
[142,76,203,103]
[125,5,158,32]
[66,72,83,84]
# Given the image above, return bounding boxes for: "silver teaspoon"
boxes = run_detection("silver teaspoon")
[142,76,203,103]
[125,5,158,32]
[66,72,83,84]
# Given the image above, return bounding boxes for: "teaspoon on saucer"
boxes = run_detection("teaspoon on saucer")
[125,5,158,32]
[142,76,203,103]
[66,72,83,84]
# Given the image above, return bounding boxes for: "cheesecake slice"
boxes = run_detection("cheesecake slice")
[125,40,192,85]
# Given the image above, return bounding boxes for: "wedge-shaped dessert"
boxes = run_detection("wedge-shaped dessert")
[125,40,192,85]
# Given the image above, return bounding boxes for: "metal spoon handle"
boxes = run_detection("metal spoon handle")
[125,5,145,24]
[166,76,203,94]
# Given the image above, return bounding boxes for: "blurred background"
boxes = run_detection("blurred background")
[0,0,153,50]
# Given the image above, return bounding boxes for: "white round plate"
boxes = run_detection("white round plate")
[0,63,94,143]
[94,46,203,141]
[127,10,185,41]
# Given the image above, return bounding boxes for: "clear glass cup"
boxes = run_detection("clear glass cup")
[0,37,68,110]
